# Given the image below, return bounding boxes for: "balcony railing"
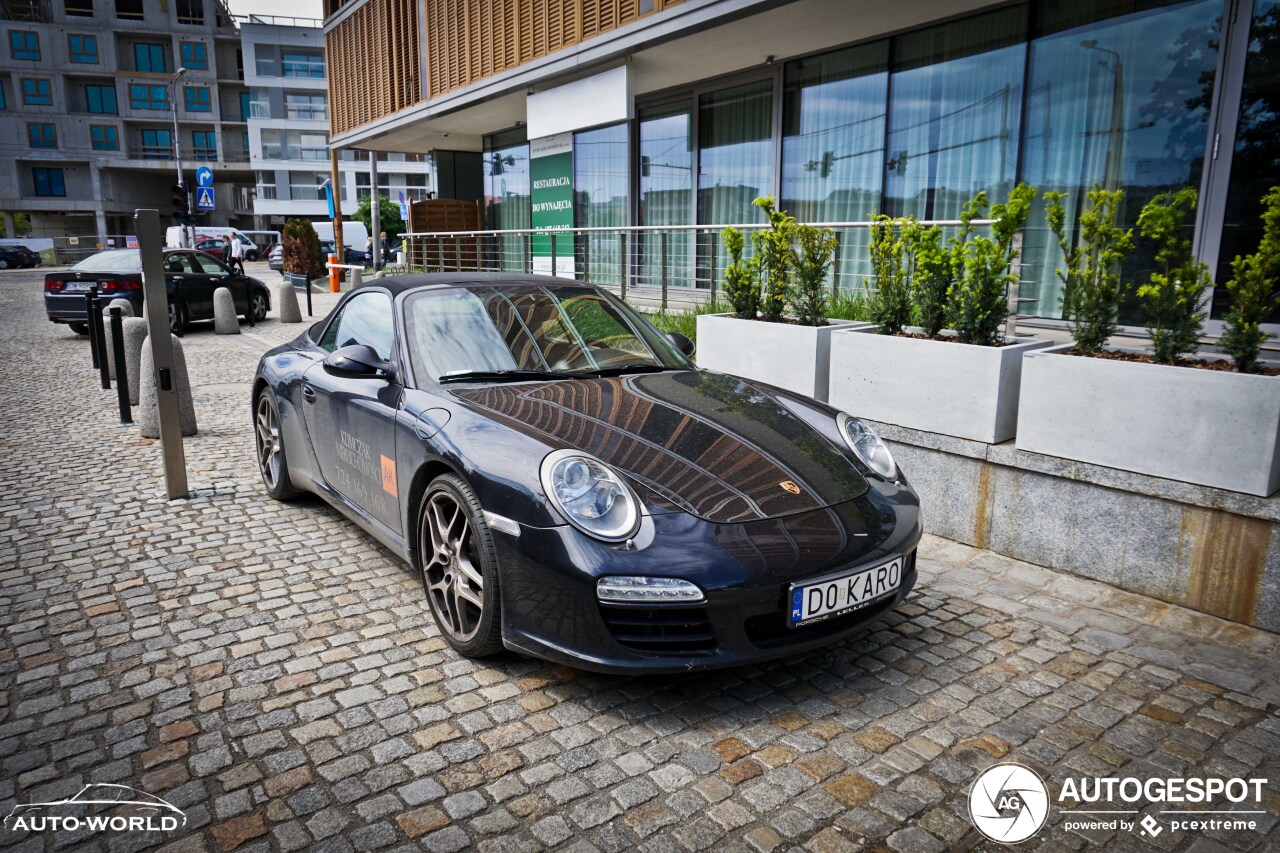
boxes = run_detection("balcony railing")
[126,145,251,163]
[398,221,1003,312]
[255,58,325,79]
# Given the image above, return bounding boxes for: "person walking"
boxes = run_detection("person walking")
[228,233,245,274]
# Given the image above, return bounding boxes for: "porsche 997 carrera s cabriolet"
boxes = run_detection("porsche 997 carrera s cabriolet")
[252,274,921,673]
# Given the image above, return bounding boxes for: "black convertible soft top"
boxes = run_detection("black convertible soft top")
[353,272,583,297]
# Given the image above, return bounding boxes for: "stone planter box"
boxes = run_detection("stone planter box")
[827,327,1054,443]
[1017,344,1280,497]
[695,313,865,401]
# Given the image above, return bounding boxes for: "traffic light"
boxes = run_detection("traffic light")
[171,183,191,225]
[640,155,651,178]
[819,151,835,179]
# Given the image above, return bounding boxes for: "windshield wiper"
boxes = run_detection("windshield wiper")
[438,369,568,384]
[565,364,677,378]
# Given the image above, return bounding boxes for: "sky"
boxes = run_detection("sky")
[225,0,325,20]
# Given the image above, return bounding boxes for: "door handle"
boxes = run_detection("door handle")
[302,384,316,404]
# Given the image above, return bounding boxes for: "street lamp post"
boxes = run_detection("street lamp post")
[1081,40,1125,193]
[170,67,190,247]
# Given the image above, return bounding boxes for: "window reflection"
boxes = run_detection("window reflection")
[574,123,628,285]
[483,128,531,272]
[782,42,889,292]
[1020,0,1220,320]
[1213,0,1279,321]
[883,7,1025,221]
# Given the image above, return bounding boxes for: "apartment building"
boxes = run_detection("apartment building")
[321,0,1278,332]
[0,0,255,238]
[240,14,437,231]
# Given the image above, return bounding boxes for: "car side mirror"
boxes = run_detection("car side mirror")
[666,332,695,358]
[323,344,393,379]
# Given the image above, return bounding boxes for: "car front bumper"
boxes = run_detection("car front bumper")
[493,485,922,674]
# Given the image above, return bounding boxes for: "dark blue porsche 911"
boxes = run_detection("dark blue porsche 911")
[252,274,921,674]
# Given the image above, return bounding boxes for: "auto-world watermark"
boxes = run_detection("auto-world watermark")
[969,763,1269,844]
[3,784,186,836]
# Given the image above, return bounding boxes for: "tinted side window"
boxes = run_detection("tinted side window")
[320,292,394,360]
[193,254,228,275]
[165,254,199,274]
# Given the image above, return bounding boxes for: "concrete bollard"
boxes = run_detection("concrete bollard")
[349,268,362,292]
[122,317,148,406]
[213,287,240,334]
[102,299,135,380]
[139,334,197,438]
[277,279,303,323]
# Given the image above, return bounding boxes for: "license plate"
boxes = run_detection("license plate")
[63,281,92,292]
[788,556,902,626]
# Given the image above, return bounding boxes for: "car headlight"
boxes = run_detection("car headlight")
[540,449,641,541]
[837,413,897,480]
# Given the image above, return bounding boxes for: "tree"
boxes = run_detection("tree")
[790,224,837,327]
[1046,186,1134,355]
[946,184,1037,346]
[0,213,31,238]
[1220,186,1280,373]
[282,218,324,281]
[720,226,759,320]
[1135,188,1209,363]
[866,215,913,335]
[750,196,797,323]
[352,194,405,249]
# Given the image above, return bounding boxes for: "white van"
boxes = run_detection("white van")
[165,226,262,260]
[311,221,369,250]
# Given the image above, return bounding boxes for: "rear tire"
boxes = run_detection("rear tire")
[69,322,89,336]
[254,390,300,501]
[168,300,186,336]
[251,290,269,322]
[0,260,9,270]
[417,474,503,658]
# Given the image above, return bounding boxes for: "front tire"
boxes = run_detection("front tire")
[418,474,503,657]
[255,390,299,501]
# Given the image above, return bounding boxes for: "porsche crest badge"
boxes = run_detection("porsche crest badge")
[779,480,801,495]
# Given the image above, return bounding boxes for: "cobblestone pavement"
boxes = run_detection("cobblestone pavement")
[0,269,1277,853]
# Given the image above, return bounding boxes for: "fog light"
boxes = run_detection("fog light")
[596,576,704,603]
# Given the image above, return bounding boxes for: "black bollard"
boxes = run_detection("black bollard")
[305,280,313,317]
[85,288,100,370]
[110,307,132,424]
[91,297,110,390]
[246,282,256,328]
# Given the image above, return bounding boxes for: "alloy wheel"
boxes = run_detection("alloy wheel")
[421,491,484,643]
[255,395,282,489]
[252,292,268,321]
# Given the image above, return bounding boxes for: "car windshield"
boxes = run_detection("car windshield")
[404,284,692,382]
[72,250,140,273]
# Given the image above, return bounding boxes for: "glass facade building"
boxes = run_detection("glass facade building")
[478,0,1274,325]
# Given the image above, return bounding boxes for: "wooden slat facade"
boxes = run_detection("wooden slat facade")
[327,0,684,136]
[326,0,422,137]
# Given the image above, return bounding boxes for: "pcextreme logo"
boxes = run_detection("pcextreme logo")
[3,784,186,835]
[969,764,1270,844]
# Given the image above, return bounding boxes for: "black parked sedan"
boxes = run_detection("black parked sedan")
[45,248,271,335]
[0,245,40,269]
[252,274,920,673]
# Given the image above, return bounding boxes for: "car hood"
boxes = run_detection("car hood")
[447,370,869,524]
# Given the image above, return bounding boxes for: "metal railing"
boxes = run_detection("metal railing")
[399,220,1000,310]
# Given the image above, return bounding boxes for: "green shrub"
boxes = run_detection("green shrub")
[750,196,797,323]
[1220,186,1280,372]
[1135,188,1209,364]
[867,215,913,335]
[791,224,838,326]
[282,217,324,280]
[1046,186,1134,355]
[908,224,949,337]
[946,183,1037,346]
[828,288,870,322]
[720,226,759,320]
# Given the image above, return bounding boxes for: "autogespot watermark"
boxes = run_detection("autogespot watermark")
[968,764,1269,844]
[3,784,186,836]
